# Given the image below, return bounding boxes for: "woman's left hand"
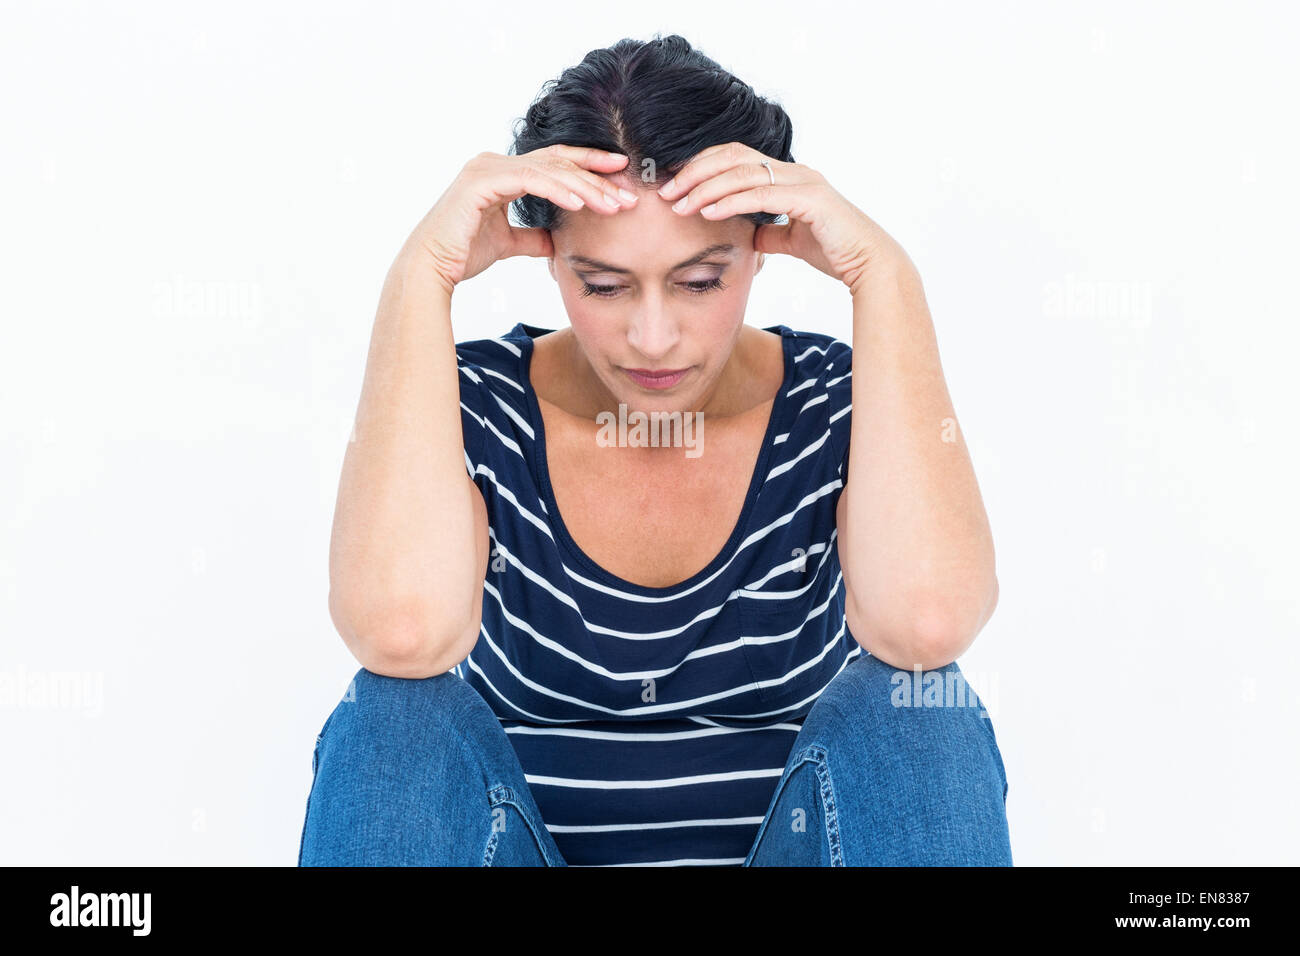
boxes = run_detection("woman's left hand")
[655,142,911,296]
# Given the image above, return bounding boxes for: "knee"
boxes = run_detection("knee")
[300,667,552,866]
[789,651,1013,865]
[317,665,496,757]
[801,651,1004,781]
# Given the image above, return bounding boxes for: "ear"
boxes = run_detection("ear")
[755,252,766,276]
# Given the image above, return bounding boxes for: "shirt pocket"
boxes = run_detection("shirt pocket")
[738,588,845,713]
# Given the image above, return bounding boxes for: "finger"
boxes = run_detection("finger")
[486,148,635,213]
[667,160,797,217]
[541,144,631,173]
[528,157,635,213]
[753,221,795,257]
[696,183,806,223]
[662,141,746,183]
[479,156,589,212]
[657,141,766,199]
[502,225,555,260]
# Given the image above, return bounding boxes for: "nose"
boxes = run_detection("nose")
[626,295,681,364]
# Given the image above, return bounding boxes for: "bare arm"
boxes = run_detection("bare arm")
[646,143,997,672]
[326,146,634,678]
[328,244,489,679]
[836,258,999,672]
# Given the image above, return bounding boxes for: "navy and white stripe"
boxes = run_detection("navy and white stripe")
[451,322,861,866]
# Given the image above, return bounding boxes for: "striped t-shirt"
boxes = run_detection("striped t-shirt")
[451,321,864,866]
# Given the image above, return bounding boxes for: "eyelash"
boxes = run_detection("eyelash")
[579,277,728,298]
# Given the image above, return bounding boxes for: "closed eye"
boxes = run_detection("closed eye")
[579,277,728,298]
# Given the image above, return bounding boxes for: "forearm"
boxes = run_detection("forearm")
[328,246,485,670]
[840,259,998,665]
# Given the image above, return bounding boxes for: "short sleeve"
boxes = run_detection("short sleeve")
[454,334,532,487]
[824,339,854,482]
[456,349,491,481]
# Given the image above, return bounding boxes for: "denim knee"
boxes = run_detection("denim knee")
[318,666,499,756]
[806,651,1007,797]
[299,666,565,866]
[783,650,1013,865]
[744,743,843,866]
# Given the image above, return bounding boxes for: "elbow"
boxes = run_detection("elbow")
[858,625,962,673]
[849,578,998,672]
[328,589,478,680]
[905,609,973,671]
[908,578,999,668]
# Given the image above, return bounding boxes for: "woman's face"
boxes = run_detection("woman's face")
[545,169,765,416]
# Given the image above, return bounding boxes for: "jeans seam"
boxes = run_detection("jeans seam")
[482,829,500,866]
[745,743,840,866]
[807,744,843,866]
[483,783,559,866]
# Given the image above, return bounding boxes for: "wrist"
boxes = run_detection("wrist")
[848,249,921,300]
[392,243,457,300]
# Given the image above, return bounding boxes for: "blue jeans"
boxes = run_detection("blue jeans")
[297,651,1013,866]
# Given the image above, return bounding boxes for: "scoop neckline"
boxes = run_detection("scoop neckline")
[514,323,796,597]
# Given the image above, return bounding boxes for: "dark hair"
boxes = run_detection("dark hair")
[508,34,794,232]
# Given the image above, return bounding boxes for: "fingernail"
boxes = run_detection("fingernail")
[603,192,620,208]
[659,178,676,195]
[701,203,717,216]
[672,196,688,213]
[617,187,637,202]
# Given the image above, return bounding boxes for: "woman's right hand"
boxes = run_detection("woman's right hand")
[401,146,637,295]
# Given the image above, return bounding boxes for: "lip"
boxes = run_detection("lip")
[623,367,690,390]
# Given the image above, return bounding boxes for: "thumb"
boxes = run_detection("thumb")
[503,226,555,260]
[754,222,793,257]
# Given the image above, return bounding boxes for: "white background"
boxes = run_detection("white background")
[2,0,1296,866]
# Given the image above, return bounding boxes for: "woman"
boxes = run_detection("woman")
[298,35,1011,867]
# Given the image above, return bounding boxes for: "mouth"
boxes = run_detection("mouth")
[623,367,691,390]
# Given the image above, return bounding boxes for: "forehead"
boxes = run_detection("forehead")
[552,171,752,272]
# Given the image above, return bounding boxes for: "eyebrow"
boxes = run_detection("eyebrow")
[565,243,738,274]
